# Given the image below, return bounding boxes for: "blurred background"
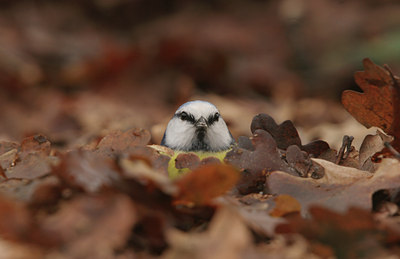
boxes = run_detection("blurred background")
[0,0,399,150]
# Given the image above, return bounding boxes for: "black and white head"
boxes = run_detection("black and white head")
[161,100,235,152]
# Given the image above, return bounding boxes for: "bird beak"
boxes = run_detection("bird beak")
[195,116,208,129]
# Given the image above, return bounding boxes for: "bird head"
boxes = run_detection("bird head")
[161,100,235,152]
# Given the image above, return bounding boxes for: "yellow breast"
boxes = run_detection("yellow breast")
[168,150,231,179]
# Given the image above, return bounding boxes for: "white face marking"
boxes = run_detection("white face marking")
[162,101,234,152]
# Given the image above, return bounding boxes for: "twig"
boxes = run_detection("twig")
[384,142,400,160]
[336,135,354,164]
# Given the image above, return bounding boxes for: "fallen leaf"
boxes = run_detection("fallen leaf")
[53,150,120,193]
[275,206,400,258]
[200,156,221,166]
[42,193,137,258]
[174,164,240,206]
[285,145,325,178]
[359,133,386,171]
[174,153,221,171]
[342,58,396,132]
[19,135,51,160]
[125,146,171,175]
[119,158,177,195]
[0,239,43,259]
[129,212,168,255]
[267,158,400,215]
[164,207,252,259]
[225,130,290,195]
[251,113,301,149]
[237,136,254,151]
[342,58,400,156]
[148,144,175,157]
[0,195,35,242]
[269,194,301,217]
[0,149,17,171]
[0,135,57,180]
[251,114,330,157]
[224,194,284,237]
[5,154,57,180]
[175,153,201,170]
[96,128,151,157]
[0,141,18,156]
[247,235,327,259]
[0,176,60,204]
[301,140,331,158]
[0,195,58,246]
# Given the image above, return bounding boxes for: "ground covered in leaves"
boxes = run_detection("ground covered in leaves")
[1,1,400,258]
[0,59,399,258]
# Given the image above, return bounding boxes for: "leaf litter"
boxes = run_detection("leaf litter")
[0,58,400,258]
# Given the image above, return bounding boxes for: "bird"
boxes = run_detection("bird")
[161,100,235,177]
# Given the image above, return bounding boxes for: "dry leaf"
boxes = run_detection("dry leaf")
[266,158,400,215]
[251,113,330,157]
[269,194,301,217]
[174,164,240,206]
[164,207,252,259]
[226,130,290,194]
[342,58,400,156]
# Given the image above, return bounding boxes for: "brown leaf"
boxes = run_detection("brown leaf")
[174,164,240,206]
[225,130,290,194]
[269,194,301,217]
[0,176,60,205]
[175,153,201,170]
[237,136,254,151]
[251,114,329,157]
[0,135,55,180]
[285,145,325,178]
[201,156,221,165]
[119,158,177,195]
[0,141,18,156]
[42,194,137,258]
[0,148,17,172]
[0,195,34,242]
[53,150,120,193]
[359,133,386,171]
[342,58,400,156]
[0,195,58,247]
[342,58,395,132]
[174,152,222,173]
[251,114,301,149]
[125,146,170,175]
[164,207,252,259]
[96,128,151,156]
[0,166,5,179]
[5,154,56,180]
[276,206,399,258]
[19,135,51,159]
[227,194,285,237]
[267,158,400,215]
[301,140,330,158]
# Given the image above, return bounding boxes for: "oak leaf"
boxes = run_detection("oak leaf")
[342,58,400,156]
[275,206,398,258]
[251,114,330,157]
[225,130,290,194]
[266,158,400,215]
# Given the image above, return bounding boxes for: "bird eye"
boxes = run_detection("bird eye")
[208,112,220,125]
[213,112,220,122]
[180,112,189,121]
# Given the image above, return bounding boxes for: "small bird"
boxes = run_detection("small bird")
[161,100,235,178]
[162,100,235,152]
